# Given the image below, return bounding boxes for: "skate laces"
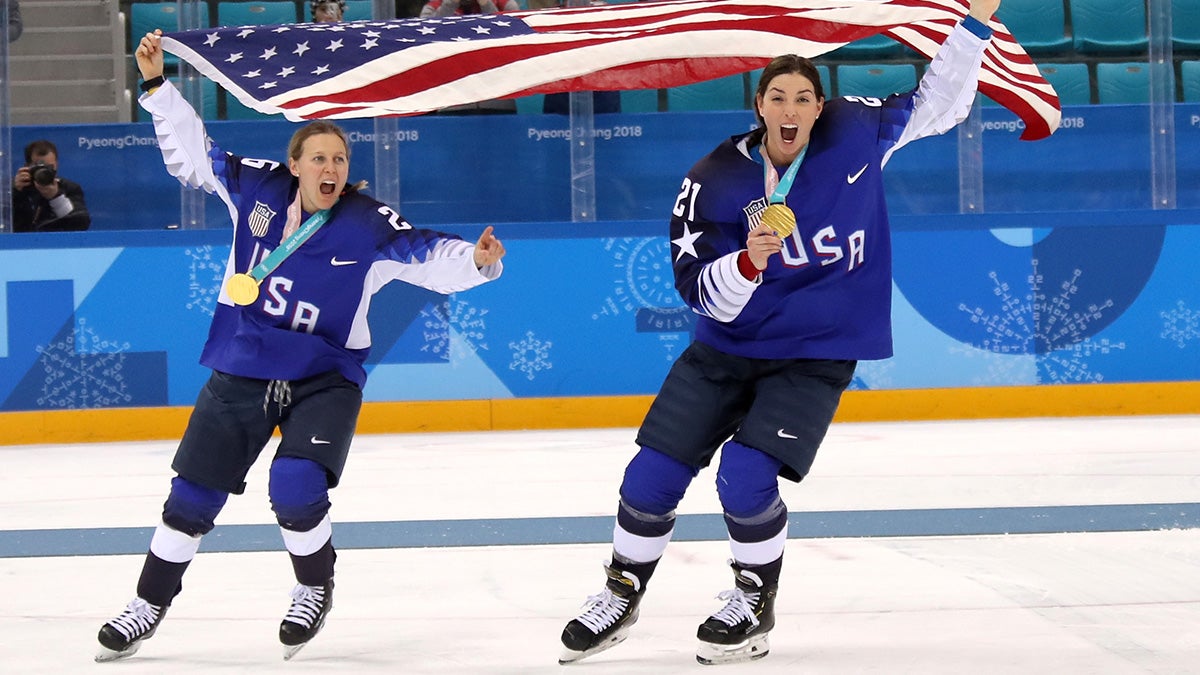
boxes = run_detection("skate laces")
[711,587,760,628]
[108,598,162,639]
[574,588,631,634]
[284,584,326,629]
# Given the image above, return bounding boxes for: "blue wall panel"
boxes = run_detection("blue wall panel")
[3,106,1200,412]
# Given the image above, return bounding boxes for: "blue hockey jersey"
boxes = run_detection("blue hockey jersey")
[140,82,502,386]
[669,19,990,361]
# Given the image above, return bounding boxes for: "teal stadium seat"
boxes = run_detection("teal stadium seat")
[998,0,1070,55]
[1182,61,1200,102]
[1039,63,1092,106]
[224,89,275,120]
[666,73,746,111]
[827,33,905,61]
[620,88,660,113]
[130,3,188,67]
[342,0,373,21]
[1069,0,1147,54]
[514,94,545,115]
[217,1,300,28]
[1095,62,1150,104]
[1175,0,1200,51]
[835,63,917,99]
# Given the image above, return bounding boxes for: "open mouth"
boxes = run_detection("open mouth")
[780,124,799,143]
[319,180,337,196]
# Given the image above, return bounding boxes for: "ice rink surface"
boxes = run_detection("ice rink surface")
[2,415,1199,673]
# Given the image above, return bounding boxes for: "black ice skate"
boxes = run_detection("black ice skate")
[695,563,777,666]
[279,579,334,660]
[559,563,645,664]
[95,597,168,663]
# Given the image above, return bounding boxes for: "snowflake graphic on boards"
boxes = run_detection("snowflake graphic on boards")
[957,260,1124,383]
[592,237,688,361]
[509,330,552,381]
[592,237,680,320]
[1161,300,1200,348]
[418,297,488,366]
[185,245,227,316]
[35,318,133,408]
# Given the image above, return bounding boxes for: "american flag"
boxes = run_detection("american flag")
[161,0,1060,140]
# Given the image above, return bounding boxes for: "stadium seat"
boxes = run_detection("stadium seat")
[513,94,545,115]
[814,65,832,99]
[130,3,188,66]
[1182,61,1200,102]
[1069,0,1148,54]
[826,33,906,61]
[997,0,1070,55]
[835,63,917,99]
[1039,62,1092,106]
[620,88,660,113]
[217,2,300,28]
[1095,62,1150,104]
[224,90,274,120]
[342,0,373,21]
[1175,0,1200,51]
[666,73,746,111]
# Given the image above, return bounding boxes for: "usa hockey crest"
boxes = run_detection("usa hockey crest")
[743,197,767,230]
[247,201,276,237]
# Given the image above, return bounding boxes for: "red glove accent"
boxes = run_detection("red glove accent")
[737,250,760,281]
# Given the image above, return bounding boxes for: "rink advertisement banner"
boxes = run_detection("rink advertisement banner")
[14,104,1200,233]
[1,212,1199,412]
[159,0,1060,139]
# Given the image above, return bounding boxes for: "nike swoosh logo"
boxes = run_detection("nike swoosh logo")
[310,436,332,445]
[777,429,798,440]
[846,164,869,185]
[330,257,357,266]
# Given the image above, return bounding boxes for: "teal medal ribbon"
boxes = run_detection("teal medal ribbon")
[224,208,331,306]
[759,144,807,237]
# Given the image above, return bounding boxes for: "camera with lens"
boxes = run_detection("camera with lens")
[30,162,57,187]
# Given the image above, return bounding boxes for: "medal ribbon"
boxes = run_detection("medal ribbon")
[246,207,331,282]
[760,143,808,205]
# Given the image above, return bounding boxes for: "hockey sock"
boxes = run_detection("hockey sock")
[136,551,191,607]
[284,527,336,586]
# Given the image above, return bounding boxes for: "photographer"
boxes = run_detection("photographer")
[12,140,91,232]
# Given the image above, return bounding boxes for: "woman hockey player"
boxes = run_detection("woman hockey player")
[559,0,1002,666]
[96,30,505,662]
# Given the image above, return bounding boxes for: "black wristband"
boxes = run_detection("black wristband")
[140,75,165,93]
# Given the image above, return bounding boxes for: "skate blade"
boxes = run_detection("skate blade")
[696,633,770,666]
[558,626,632,665]
[95,642,141,663]
[283,642,308,661]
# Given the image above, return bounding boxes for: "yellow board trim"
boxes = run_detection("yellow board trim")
[1,381,1197,446]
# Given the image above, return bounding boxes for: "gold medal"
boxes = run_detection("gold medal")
[761,203,797,237]
[225,272,260,306]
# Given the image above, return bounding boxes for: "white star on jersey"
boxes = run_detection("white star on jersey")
[672,223,702,262]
